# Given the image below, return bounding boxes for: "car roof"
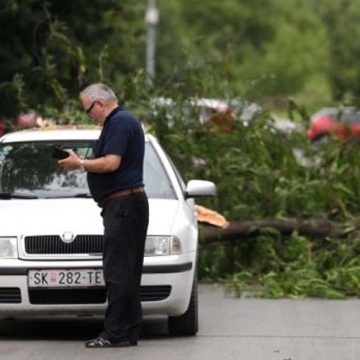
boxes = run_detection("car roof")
[0,127,152,143]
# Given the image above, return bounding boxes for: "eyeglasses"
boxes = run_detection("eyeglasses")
[85,100,98,114]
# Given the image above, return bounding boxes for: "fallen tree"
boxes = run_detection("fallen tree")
[199,218,354,244]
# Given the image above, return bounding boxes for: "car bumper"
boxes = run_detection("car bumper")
[0,253,195,317]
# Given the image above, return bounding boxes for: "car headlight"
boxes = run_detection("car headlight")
[0,237,18,258]
[145,236,182,256]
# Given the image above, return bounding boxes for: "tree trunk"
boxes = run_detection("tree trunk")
[200,219,348,244]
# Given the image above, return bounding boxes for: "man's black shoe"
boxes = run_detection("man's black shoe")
[85,336,131,348]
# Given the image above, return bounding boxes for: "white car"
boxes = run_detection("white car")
[0,128,216,335]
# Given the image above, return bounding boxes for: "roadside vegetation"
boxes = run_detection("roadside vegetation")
[2,0,360,298]
[147,94,360,299]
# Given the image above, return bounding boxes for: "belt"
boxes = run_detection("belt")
[98,187,144,208]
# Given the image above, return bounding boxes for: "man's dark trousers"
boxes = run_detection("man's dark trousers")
[100,191,149,340]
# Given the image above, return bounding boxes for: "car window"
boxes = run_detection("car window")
[164,153,186,193]
[143,142,177,199]
[0,140,176,199]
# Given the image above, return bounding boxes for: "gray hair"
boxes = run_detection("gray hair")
[80,83,118,103]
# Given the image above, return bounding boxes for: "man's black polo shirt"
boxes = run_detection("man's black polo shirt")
[87,106,145,202]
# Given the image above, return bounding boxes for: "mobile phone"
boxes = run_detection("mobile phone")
[52,147,70,160]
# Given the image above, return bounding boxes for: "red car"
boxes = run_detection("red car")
[307,107,360,141]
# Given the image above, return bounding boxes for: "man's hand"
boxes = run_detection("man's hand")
[58,150,121,173]
[58,149,81,170]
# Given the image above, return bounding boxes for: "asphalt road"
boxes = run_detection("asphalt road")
[1,284,360,360]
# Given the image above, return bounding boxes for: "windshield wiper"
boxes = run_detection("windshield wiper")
[73,193,92,198]
[44,193,92,199]
[0,192,38,199]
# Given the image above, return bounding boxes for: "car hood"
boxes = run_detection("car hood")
[0,198,180,236]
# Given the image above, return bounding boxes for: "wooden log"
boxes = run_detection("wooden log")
[199,219,348,244]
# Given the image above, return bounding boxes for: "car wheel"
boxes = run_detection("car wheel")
[167,274,198,336]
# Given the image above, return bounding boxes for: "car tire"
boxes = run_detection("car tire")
[167,274,198,336]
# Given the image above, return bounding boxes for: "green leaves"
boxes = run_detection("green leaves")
[218,233,360,299]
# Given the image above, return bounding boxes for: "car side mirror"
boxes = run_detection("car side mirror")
[185,180,217,199]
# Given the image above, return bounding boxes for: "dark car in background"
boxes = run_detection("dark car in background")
[307,107,360,142]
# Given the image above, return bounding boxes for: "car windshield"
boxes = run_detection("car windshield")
[0,140,176,199]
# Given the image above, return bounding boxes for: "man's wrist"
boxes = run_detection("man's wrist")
[79,159,86,171]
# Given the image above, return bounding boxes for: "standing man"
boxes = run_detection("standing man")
[58,83,149,348]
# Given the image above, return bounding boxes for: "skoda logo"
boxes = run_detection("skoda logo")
[61,232,75,244]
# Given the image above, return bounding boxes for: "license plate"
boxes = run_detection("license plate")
[28,269,105,288]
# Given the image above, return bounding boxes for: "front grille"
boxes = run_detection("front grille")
[0,287,21,303]
[29,285,171,304]
[25,235,103,255]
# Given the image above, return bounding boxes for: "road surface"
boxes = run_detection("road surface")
[0,285,359,360]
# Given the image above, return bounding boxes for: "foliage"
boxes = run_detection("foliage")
[0,0,146,118]
[311,0,360,101]
[1,0,357,120]
[201,232,360,299]
[152,103,360,221]
[172,0,330,100]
